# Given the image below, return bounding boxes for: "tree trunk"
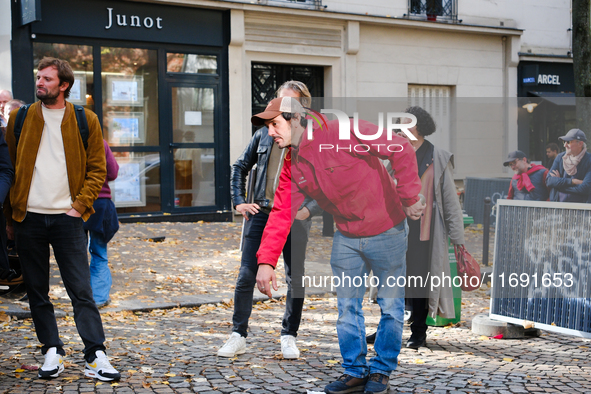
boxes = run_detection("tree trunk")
[573,0,591,139]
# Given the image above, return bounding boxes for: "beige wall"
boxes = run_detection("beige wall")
[225,8,521,178]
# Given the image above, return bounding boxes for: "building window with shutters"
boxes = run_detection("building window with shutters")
[408,85,453,154]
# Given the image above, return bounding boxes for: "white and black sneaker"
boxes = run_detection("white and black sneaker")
[84,350,121,381]
[38,347,64,379]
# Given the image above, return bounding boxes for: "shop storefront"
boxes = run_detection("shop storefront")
[517,60,575,166]
[11,0,231,222]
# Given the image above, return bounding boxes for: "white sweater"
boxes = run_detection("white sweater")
[27,105,72,214]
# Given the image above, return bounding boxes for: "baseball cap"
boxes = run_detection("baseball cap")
[251,97,305,126]
[503,150,527,166]
[559,128,587,142]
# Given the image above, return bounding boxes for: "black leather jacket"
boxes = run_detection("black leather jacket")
[231,127,322,216]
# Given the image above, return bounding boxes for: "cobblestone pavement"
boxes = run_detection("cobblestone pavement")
[3,219,588,393]
[1,295,590,393]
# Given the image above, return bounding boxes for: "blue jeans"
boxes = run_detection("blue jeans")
[88,231,112,304]
[15,213,106,361]
[330,220,408,378]
[232,211,311,337]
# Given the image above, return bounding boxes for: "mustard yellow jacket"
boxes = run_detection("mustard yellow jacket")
[4,101,106,224]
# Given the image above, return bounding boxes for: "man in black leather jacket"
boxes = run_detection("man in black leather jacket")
[218,82,321,359]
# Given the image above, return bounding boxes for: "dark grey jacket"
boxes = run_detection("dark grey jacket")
[231,127,322,215]
[547,151,591,203]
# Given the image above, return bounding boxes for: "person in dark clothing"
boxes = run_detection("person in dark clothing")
[545,142,560,169]
[504,150,549,201]
[218,81,322,360]
[0,131,15,281]
[546,129,591,203]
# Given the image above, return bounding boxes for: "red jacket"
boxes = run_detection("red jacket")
[256,118,422,268]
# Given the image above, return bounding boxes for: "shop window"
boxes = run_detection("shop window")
[110,151,161,214]
[408,85,452,152]
[173,148,215,208]
[172,87,214,143]
[166,53,217,74]
[101,47,159,147]
[32,43,94,111]
[172,87,216,208]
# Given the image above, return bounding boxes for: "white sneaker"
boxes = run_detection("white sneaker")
[38,347,64,379]
[281,335,300,359]
[84,350,121,381]
[217,332,246,357]
[404,310,412,322]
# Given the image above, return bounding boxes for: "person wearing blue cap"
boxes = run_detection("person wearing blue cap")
[546,129,591,203]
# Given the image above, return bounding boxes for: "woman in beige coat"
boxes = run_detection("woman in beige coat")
[367,106,466,349]
[401,106,465,349]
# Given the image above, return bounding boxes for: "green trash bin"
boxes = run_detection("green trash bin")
[426,215,473,327]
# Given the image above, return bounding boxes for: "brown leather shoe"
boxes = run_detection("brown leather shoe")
[324,374,368,393]
[364,373,390,394]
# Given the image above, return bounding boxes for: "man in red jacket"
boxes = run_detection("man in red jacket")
[253,97,424,394]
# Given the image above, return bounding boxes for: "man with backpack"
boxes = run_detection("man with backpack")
[4,57,120,381]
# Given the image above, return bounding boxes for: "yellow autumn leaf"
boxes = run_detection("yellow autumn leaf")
[111,382,119,386]
[503,357,514,362]
[326,360,339,364]
[95,382,103,386]
[414,359,425,364]
[15,369,25,373]
[165,373,176,377]
[479,336,490,340]
[162,381,170,385]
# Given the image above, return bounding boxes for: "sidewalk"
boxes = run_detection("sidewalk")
[0,217,336,317]
[0,218,491,317]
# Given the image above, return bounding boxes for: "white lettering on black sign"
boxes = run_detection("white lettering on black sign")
[105,8,162,30]
[537,74,561,85]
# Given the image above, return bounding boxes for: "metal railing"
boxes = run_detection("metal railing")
[408,0,458,22]
[253,0,323,11]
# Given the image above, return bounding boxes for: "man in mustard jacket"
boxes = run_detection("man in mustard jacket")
[4,57,120,382]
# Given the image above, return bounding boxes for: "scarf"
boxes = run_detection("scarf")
[508,164,546,199]
[563,143,587,176]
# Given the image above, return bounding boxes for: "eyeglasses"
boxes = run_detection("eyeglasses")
[564,140,580,146]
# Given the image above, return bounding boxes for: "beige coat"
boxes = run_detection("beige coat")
[427,146,465,319]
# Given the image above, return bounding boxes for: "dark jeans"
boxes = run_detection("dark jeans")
[15,212,106,361]
[232,212,311,338]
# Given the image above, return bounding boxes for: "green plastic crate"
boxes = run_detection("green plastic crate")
[426,215,473,327]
